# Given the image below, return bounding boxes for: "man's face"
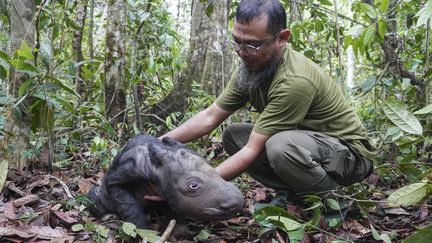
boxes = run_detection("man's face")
[231,15,281,71]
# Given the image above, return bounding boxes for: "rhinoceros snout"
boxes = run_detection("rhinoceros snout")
[220,182,244,211]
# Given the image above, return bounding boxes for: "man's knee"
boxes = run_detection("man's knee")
[265,131,304,164]
[222,123,252,156]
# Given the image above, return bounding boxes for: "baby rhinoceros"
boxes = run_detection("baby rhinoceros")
[87,134,244,228]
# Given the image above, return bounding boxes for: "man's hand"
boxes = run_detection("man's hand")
[216,131,269,180]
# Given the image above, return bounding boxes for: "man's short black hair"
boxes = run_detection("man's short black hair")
[235,0,287,34]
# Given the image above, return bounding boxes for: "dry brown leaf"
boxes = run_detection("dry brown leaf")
[0,226,33,238]
[4,201,17,220]
[27,225,68,239]
[13,194,39,207]
[26,177,50,191]
[254,188,268,202]
[78,177,95,194]
[51,203,62,211]
[419,202,429,221]
[53,210,78,224]
[384,208,410,215]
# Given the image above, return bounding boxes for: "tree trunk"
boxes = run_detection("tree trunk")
[200,0,233,96]
[0,0,9,50]
[346,0,355,90]
[88,0,95,61]
[4,0,35,171]
[288,0,303,24]
[143,0,232,130]
[105,0,127,138]
[73,0,88,99]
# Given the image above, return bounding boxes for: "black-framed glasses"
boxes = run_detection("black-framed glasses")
[229,31,280,55]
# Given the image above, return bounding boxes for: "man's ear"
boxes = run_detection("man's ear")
[279,29,291,42]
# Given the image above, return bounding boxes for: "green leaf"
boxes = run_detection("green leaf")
[253,205,295,219]
[378,19,387,39]
[95,225,109,238]
[403,224,432,243]
[383,101,423,135]
[346,25,364,38]
[361,75,376,93]
[54,96,75,113]
[326,198,341,210]
[18,80,33,97]
[379,0,390,12]
[394,135,421,147]
[193,230,210,241]
[267,215,303,231]
[47,77,82,99]
[122,222,137,237]
[413,104,432,115]
[287,227,305,242]
[0,64,6,79]
[370,223,392,243]
[359,3,377,19]
[11,59,38,75]
[363,25,375,46]
[318,0,333,6]
[71,224,85,232]
[0,160,8,192]
[415,0,432,27]
[14,42,34,60]
[93,136,101,146]
[0,50,11,63]
[387,182,429,207]
[135,228,160,242]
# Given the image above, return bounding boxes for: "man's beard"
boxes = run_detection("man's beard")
[236,56,280,96]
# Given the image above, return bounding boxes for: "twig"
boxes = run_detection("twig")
[425,19,430,74]
[286,0,365,26]
[141,113,177,127]
[5,182,26,197]
[333,0,344,93]
[329,190,386,204]
[45,175,73,199]
[155,219,176,243]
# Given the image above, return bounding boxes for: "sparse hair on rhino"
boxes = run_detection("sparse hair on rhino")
[87,134,244,228]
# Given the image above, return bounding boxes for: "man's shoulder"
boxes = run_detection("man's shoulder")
[278,45,328,81]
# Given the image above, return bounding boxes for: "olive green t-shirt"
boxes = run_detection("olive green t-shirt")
[216,44,376,160]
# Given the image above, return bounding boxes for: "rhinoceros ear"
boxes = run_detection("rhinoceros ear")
[161,136,185,149]
[148,142,171,167]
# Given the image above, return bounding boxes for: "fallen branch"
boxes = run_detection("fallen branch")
[45,175,73,199]
[6,182,26,197]
[155,219,176,243]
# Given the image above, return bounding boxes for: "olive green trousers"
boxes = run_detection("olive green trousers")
[222,123,373,194]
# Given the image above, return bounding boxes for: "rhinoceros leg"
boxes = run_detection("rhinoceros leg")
[106,184,149,228]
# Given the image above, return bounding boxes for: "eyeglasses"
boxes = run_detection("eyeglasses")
[229,31,280,56]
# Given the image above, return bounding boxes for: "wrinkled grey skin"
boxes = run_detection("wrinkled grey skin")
[87,135,244,228]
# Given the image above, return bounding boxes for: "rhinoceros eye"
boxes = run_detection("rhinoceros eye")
[188,180,199,190]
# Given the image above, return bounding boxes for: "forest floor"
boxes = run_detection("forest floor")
[0,149,431,242]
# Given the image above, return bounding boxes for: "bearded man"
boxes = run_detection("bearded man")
[161,0,376,201]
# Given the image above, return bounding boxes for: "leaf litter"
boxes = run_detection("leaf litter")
[0,157,431,242]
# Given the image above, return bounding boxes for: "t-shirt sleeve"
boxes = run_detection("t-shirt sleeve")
[253,76,317,135]
[215,68,247,112]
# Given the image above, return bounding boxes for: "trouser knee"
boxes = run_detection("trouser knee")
[265,131,338,193]
[222,123,253,156]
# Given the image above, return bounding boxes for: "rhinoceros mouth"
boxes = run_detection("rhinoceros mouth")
[201,208,238,220]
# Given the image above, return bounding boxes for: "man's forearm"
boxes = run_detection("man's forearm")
[162,103,231,143]
[163,111,215,142]
[216,131,270,181]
